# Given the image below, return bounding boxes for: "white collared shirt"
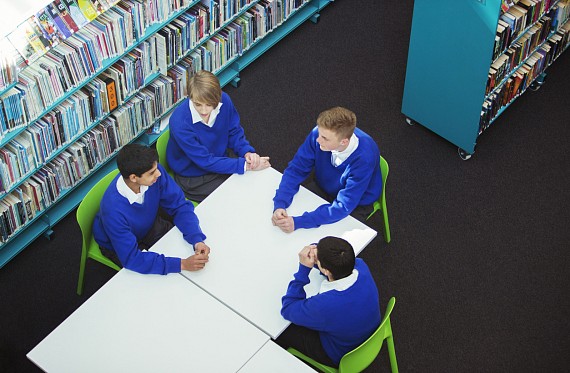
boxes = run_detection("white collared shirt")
[319,268,359,293]
[116,176,148,205]
[189,99,223,127]
[331,134,359,167]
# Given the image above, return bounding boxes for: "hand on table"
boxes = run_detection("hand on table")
[272,209,295,233]
[194,241,211,255]
[181,242,210,271]
[181,253,209,271]
[246,153,271,171]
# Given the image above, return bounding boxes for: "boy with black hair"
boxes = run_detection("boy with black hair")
[277,236,381,367]
[272,107,382,232]
[93,144,210,275]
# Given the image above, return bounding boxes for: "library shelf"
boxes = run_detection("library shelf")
[0,0,333,268]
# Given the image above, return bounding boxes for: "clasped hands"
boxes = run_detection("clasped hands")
[245,152,271,171]
[298,244,317,268]
[181,241,211,271]
[272,208,295,233]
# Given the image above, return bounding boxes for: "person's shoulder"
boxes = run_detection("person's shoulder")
[221,91,232,103]
[100,178,124,208]
[355,258,371,272]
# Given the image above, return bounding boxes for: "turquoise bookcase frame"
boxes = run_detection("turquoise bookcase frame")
[0,0,332,268]
[402,0,503,158]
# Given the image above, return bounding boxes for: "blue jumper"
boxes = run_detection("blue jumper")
[167,92,255,177]
[273,127,382,229]
[281,259,381,365]
[93,164,206,274]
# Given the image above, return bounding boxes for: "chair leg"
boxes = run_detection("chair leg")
[382,203,391,243]
[386,335,398,373]
[77,248,88,295]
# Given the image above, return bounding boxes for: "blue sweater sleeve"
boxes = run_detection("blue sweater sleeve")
[281,264,328,331]
[224,93,255,157]
[157,168,207,245]
[99,196,181,275]
[293,159,375,230]
[273,129,317,210]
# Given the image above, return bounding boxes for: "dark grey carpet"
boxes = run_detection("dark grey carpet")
[1,0,570,371]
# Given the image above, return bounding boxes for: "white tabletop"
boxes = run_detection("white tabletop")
[152,167,377,338]
[27,270,269,373]
[238,341,316,373]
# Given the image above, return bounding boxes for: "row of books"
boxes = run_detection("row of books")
[0,74,180,242]
[0,0,190,94]
[479,18,570,133]
[487,15,553,95]
[5,0,120,67]
[493,0,556,62]
[487,0,570,96]
[0,41,19,92]
[0,34,165,195]
[0,0,252,142]
[162,0,303,74]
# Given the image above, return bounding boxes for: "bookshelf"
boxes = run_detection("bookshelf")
[0,0,332,268]
[402,0,570,160]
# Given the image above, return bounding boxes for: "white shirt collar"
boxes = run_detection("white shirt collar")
[189,99,223,127]
[331,134,359,167]
[116,176,148,205]
[319,268,359,293]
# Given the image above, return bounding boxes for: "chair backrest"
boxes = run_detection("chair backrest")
[156,129,173,176]
[338,297,396,372]
[380,156,389,200]
[76,169,120,252]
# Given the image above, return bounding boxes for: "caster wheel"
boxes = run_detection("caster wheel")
[405,118,415,126]
[528,82,542,91]
[458,148,472,161]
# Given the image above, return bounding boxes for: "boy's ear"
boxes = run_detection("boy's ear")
[128,174,138,183]
[340,138,350,146]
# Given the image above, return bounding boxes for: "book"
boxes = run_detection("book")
[76,0,100,21]
[54,0,80,33]
[103,77,119,111]
[62,0,90,28]
[46,3,74,38]
[35,8,65,47]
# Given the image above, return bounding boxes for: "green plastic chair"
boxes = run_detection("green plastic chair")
[156,128,175,178]
[76,169,122,295]
[156,129,198,207]
[366,156,391,243]
[288,297,398,373]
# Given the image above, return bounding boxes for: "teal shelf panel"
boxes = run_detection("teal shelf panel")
[402,0,502,154]
[0,81,17,97]
[0,216,50,268]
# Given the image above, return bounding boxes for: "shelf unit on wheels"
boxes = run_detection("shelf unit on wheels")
[402,0,570,160]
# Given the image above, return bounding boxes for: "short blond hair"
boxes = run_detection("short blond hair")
[188,70,222,107]
[316,107,357,140]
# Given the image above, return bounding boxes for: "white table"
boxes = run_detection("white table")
[153,167,377,338]
[27,270,269,373]
[238,341,316,372]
